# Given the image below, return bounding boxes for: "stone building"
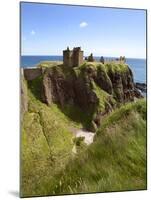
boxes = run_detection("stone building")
[63,47,83,67]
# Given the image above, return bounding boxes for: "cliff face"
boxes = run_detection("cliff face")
[39,62,141,130]
[42,63,136,106]
[42,67,75,107]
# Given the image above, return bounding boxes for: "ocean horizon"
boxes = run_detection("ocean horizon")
[21,55,146,83]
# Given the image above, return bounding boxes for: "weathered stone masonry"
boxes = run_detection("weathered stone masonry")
[24,68,43,80]
[63,47,83,67]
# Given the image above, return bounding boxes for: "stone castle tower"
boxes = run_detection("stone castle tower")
[63,47,83,67]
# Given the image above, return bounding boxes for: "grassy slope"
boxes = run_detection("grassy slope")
[44,99,146,195]
[21,62,146,197]
[21,78,84,197]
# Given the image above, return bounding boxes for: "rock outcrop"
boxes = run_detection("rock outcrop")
[107,66,135,102]
[135,82,147,93]
[38,62,141,130]
[23,62,143,131]
[42,67,75,107]
[42,63,136,105]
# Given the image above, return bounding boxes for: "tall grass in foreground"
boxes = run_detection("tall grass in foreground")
[43,99,146,195]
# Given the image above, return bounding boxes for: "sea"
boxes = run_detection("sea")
[21,56,146,84]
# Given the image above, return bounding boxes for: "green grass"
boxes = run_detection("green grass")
[99,99,146,132]
[92,80,116,112]
[38,60,129,75]
[38,61,63,68]
[105,62,129,74]
[21,61,146,197]
[74,61,129,74]
[59,104,93,129]
[42,99,146,195]
[21,81,85,197]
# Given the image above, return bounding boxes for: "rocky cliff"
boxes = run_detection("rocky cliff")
[21,61,146,197]
[33,62,142,131]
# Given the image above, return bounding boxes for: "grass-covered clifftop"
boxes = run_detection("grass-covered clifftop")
[21,61,146,197]
[40,61,136,131]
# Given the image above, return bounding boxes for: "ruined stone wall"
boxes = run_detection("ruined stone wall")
[24,68,42,80]
[63,51,73,67]
[63,50,83,67]
[72,51,83,67]
[78,51,83,66]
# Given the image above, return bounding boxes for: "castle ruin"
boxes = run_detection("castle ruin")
[63,47,83,67]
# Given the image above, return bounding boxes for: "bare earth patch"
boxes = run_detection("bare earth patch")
[75,129,95,145]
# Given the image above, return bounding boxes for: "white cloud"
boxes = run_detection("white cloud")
[31,30,36,35]
[79,21,88,28]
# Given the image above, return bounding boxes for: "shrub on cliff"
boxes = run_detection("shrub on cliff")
[100,56,105,64]
[87,53,95,62]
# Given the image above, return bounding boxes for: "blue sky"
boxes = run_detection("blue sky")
[21,3,146,58]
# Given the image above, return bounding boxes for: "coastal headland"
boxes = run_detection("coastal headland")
[21,47,146,197]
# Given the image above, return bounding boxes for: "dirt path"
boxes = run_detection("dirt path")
[75,129,95,145]
[69,127,95,153]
